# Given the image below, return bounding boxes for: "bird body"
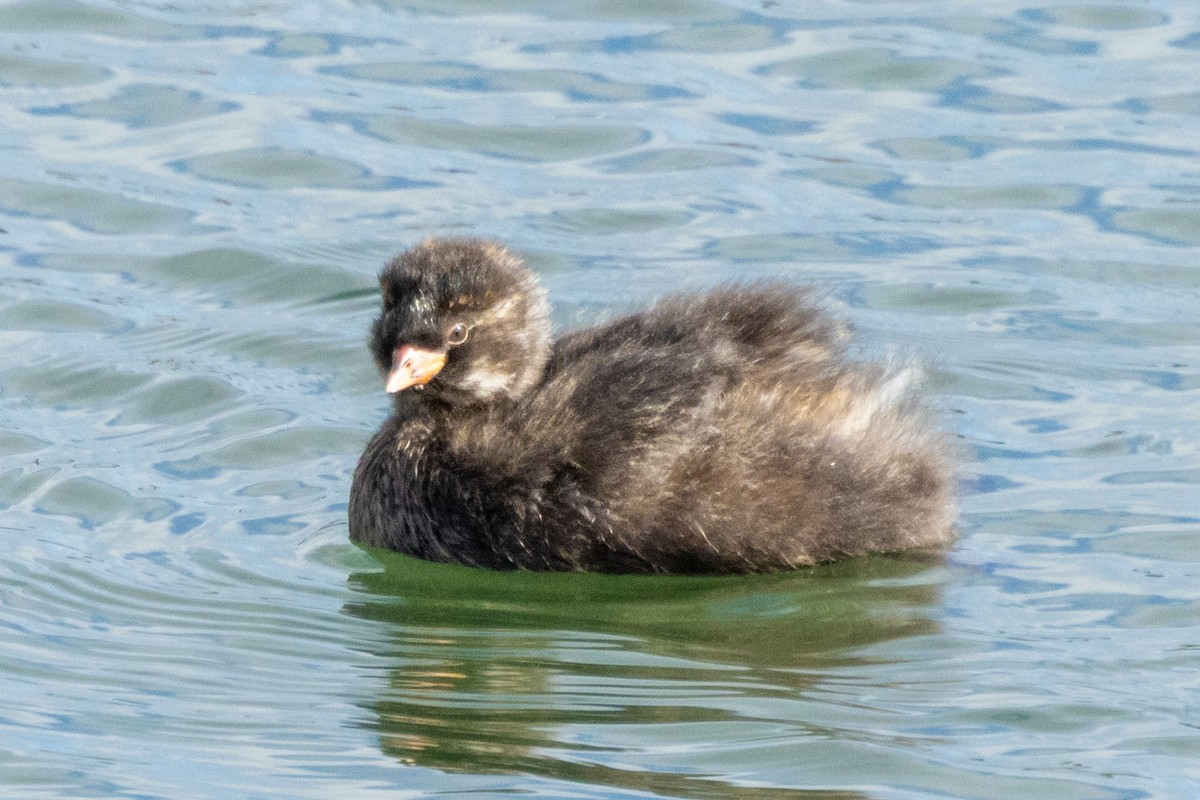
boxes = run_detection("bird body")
[349,238,954,573]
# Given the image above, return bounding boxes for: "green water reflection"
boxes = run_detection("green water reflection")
[347,552,946,798]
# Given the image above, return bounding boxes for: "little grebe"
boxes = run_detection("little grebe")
[349,238,954,573]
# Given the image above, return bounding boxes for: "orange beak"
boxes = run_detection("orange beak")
[386,345,447,393]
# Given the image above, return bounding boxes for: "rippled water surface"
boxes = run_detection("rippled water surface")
[2,1,1198,798]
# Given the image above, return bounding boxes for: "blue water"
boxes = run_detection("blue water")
[2,1,1198,798]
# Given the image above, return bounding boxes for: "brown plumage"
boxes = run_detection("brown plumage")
[349,237,955,573]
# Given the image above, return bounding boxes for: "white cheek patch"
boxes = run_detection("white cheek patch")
[459,284,550,399]
[460,365,516,397]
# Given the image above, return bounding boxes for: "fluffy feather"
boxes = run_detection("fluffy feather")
[349,237,955,573]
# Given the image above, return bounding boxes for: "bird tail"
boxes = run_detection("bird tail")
[835,364,922,437]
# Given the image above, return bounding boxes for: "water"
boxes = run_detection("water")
[2,1,1198,798]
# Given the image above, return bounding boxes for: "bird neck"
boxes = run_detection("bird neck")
[391,385,510,425]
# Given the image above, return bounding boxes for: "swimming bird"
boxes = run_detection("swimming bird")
[349,237,954,573]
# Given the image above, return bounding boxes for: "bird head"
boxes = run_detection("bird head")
[370,238,551,405]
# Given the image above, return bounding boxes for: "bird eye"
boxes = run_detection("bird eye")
[446,322,470,346]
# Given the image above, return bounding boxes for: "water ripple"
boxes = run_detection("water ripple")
[1,1,1198,798]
